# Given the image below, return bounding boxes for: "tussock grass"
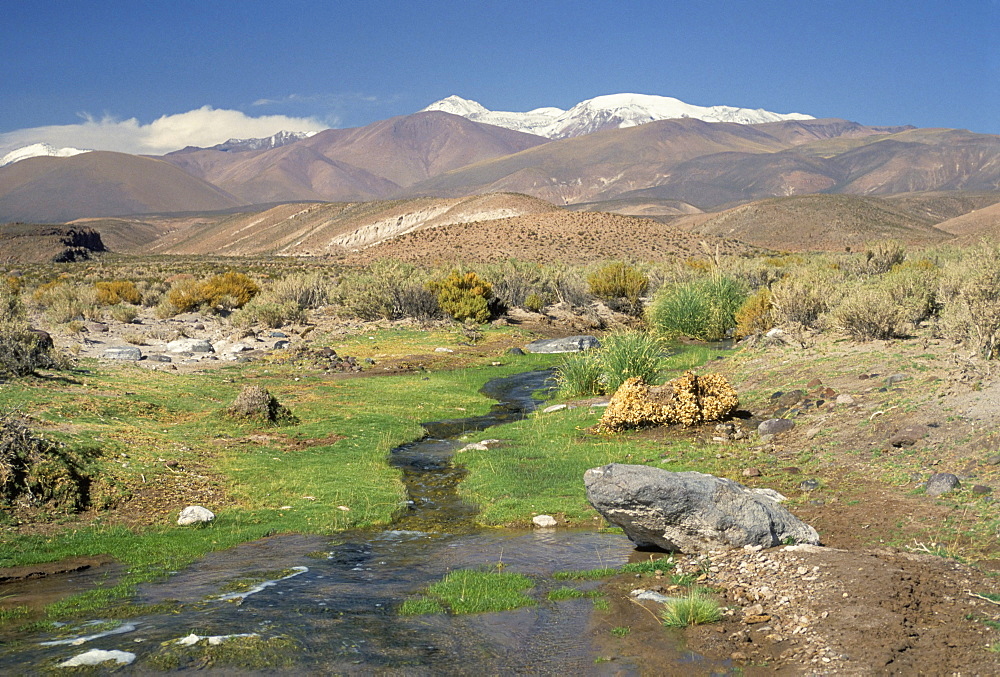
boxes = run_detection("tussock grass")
[402,569,536,614]
[660,592,722,627]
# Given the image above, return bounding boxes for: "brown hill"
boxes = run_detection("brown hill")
[400,117,793,205]
[671,194,954,251]
[567,197,704,220]
[0,223,107,263]
[140,193,560,257]
[405,121,1000,209]
[0,152,240,222]
[934,201,1000,243]
[162,112,549,204]
[344,210,762,266]
[882,191,1000,223]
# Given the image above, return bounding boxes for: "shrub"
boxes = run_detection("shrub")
[542,265,591,308]
[483,259,546,310]
[167,272,260,314]
[835,285,911,340]
[95,280,141,305]
[769,267,839,328]
[647,276,746,341]
[862,240,907,275]
[587,262,649,314]
[268,272,334,309]
[734,288,775,338]
[33,281,101,324]
[166,278,211,313]
[336,260,441,321]
[428,270,494,323]
[230,298,306,329]
[939,247,1000,358]
[109,304,140,324]
[524,293,547,313]
[201,272,260,309]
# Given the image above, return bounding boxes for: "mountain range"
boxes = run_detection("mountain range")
[421,93,814,138]
[1,93,999,249]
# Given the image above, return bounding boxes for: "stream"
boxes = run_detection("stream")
[0,369,726,674]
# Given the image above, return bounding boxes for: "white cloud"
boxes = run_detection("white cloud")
[0,106,329,156]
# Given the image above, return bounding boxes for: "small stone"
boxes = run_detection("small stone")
[758,419,795,436]
[434,347,454,353]
[273,340,290,350]
[972,484,992,495]
[985,455,1000,466]
[542,404,568,413]
[886,373,909,385]
[835,394,855,405]
[146,354,172,363]
[87,322,109,333]
[742,468,762,478]
[744,614,771,624]
[806,378,823,388]
[508,347,525,356]
[269,331,287,338]
[533,514,558,528]
[177,505,215,526]
[799,479,820,492]
[925,473,960,497]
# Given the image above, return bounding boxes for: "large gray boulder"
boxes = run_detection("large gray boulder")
[524,335,600,353]
[584,463,820,552]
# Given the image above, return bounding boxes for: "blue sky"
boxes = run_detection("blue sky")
[2,1,998,154]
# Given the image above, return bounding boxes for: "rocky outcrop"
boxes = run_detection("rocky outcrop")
[584,463,820,552]
[598,371,738,431]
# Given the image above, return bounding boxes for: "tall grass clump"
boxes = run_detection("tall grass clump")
[660,592,722,628]
[647,276,746,341]
[556,331,666,396]
[587,262,649,314]
[482,259,548,310]
[409,569,536,614]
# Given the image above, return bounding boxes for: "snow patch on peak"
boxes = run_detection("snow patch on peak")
[423,95,491,117]
[421,93,814,139]
[1,143,91,167]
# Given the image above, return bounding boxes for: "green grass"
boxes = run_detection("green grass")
[404,569,537,614]
[0,328,560,622]
[660,593,723,627]
[399,596,446,615]
[547,586,586,601]
[553,566,619,581]
[611,626,630,637]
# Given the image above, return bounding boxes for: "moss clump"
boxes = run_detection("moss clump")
[224,385,297,426]
[0,413,106,514]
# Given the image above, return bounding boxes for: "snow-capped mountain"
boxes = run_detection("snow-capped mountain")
[0,142,91,167]
[208,130,317,152]
[422,93,814,139]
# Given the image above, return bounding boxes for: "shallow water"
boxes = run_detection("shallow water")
[0,369,728,674]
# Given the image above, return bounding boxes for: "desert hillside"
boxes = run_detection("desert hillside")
[671,194,955,251]
[344,210,761,265]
